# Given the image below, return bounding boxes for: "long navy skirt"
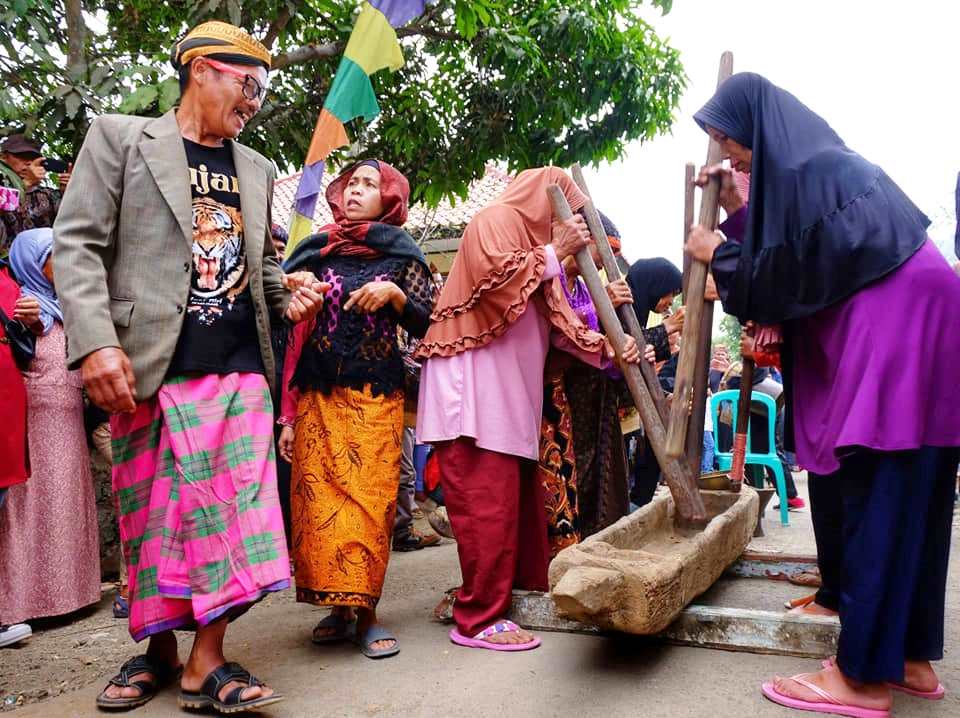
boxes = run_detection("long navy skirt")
[834,446,959,683]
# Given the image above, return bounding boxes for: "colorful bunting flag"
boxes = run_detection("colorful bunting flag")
[287,0,427,249]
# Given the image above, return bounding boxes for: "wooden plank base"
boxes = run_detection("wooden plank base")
[507,590,839,659]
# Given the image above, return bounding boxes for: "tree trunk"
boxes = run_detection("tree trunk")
[64,0,87,81]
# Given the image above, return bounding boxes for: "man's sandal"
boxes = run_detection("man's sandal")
[178,662,283,714]
[95,654,181,711]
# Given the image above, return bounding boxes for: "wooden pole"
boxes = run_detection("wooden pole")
[665,50,734,460]
[681,163,695,297]
[569,163,668,425]
[547,185,706,524]
[685,165,715,473]
[729,352,756,490]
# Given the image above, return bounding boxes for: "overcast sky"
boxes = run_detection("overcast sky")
[581,0,958,268]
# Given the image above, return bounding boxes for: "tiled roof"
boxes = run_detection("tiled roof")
[272,163,513,240]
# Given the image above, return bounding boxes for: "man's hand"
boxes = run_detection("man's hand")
[685,225,724,264]
[12,296,41,330]
[695,163,745,215]
[605,279,633,308]
[663,306,685,335]
[81,347,137,414]
[278,425,294,463]
[282,273,330,323]
[344,281,404,314]
[550,214,591,262]
[57,163,72,192]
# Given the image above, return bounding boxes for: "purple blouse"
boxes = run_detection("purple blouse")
[716,207,960,473]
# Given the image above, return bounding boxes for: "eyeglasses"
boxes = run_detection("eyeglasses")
[202,57,268,102]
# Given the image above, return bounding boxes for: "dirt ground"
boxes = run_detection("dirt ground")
[2,475,958,718]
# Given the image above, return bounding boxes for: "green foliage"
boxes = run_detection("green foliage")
[0,0,685,205]
[717,312,742,362]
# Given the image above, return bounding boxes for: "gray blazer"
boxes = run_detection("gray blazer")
[53,110,290,400]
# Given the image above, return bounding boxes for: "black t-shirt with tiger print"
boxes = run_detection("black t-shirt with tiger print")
[167,139,264,377]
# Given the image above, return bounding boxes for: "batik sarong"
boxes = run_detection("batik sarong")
[536,374,580,558]
[291,385,403,609]
[110,372,290,641]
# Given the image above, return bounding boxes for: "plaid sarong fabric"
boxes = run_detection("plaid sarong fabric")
[111,372,290,641]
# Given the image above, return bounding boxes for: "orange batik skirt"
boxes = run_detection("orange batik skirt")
[291,385,403,609]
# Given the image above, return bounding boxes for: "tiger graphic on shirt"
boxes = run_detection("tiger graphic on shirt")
[188,196,249,326]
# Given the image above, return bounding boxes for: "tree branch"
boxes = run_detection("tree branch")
[64,0,88,80]
[396,25,462,42]
[263,5,294,49]
[272,41,341,70]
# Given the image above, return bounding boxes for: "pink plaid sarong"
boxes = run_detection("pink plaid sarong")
[110,372,290,641]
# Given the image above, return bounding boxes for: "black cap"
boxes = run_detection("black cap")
[0,134,42,158]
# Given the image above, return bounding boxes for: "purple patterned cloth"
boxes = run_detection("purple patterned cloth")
[561,277,599,332]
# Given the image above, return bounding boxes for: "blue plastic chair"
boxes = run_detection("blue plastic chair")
[710,390,790,526]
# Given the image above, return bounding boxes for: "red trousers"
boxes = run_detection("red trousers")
[435,437,551,637]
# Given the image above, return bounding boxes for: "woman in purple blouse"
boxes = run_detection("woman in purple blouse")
[687,73,960,717]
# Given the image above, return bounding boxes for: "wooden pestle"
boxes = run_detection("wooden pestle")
[547,184,706,525]
[665,50,734,460]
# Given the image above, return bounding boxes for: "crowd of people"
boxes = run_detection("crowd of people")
[1,18,959,718]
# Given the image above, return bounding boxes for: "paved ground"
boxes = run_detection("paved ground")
[3,475,958,717]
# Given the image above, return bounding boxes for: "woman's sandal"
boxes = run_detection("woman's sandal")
[761,673,890,718]
[820,658,945,701]
[311,612,356,644]
[449,620,541,652]
[178,662,283,714]
[95,654,181,711]
[354,624,400,659]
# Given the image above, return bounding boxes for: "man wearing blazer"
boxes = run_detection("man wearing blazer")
[53,21,325,714]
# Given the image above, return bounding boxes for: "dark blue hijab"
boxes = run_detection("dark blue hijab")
[626,258,682,328]
[695,73,929,324]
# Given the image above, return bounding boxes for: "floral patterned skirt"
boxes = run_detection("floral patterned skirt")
[291,385,403,609]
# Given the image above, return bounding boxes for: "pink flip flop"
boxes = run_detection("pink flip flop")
[449,620,541,652]
[820,659,946,700]
[887,682,945,700]
[761,674,890,718]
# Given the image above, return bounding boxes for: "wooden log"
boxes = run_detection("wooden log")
[569,163,668,424]
[681,162,695,297]
[547,185,706,524]
[681,161,713,474]
[666,50,734,459]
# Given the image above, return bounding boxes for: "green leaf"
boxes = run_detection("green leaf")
[118,84,159,114]
[226,0,241,26]
[158,79,180,113]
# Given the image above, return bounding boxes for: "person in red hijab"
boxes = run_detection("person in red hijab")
[279,160,434,659]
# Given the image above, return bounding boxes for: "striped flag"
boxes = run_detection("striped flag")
[287,0,427,250]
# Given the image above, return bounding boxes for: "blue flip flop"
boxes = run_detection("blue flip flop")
[311,613,356,644]
[355,624,400,659]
